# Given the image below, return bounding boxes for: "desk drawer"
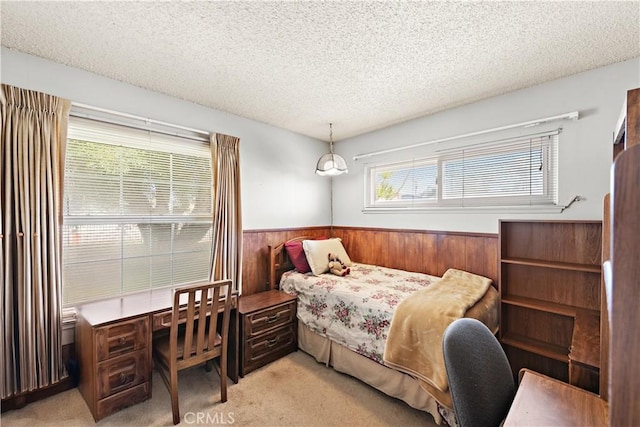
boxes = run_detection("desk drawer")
[96,381,150,420]
[153,309,187,331]
[95,317,148,362]
[152,306,215,331]
[243,324,296,374]
[244,302,295,337]
[152,296,237,331]
[97,349,150,399]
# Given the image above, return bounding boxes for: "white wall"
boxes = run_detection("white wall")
[332,58,640,234]
[0,47,332,230]
[3,48,638,235]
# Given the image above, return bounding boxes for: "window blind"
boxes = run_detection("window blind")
[439,133,558,207]
[63,117,213,305]
[365,130,559,210]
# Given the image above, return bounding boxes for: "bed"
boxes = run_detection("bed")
[268,236,499,425]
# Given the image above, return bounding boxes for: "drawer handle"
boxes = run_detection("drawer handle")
[266,337,279,348]
[119,337,127,345]
[267,314,280,323]
[119,372,128,385]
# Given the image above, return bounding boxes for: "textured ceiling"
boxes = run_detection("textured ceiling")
[1,1,639,141]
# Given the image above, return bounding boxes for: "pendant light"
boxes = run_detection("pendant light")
[316,123,348,176]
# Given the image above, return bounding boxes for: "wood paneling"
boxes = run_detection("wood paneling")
[436,234,467,276]
[242,227,331,296]
[610,142,640,426]
[332,227,498,284]
[626,87,640,148]
[600,193,610,401]
[420,233,439,274]
[387,232,408,271]
[242,226,498,296]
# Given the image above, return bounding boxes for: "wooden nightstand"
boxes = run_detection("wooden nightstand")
[239,290,297,376]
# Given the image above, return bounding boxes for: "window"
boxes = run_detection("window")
[63,117,213,305]
[365,132,558,210]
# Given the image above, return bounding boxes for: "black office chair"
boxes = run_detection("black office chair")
[443,318,515,427]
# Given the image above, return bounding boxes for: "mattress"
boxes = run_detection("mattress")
[280,263,499,366]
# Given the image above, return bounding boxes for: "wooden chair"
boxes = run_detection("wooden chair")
[153,280,233,425]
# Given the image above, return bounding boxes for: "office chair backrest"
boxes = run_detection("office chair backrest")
[443,318,515,427]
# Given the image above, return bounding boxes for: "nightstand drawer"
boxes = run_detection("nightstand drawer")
[239,290,297,377]
[97,349,150,399]
[95,317,148,362]
[244,302,295,337]
[243,324,296,374]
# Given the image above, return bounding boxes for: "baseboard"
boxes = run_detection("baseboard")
[1,342,76,413]
[1,376,74,413]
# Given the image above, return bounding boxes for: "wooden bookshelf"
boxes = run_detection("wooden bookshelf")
[501,333,569,363]
[501,295,598,318]
[501,257,601,273]
[499,220,602,393]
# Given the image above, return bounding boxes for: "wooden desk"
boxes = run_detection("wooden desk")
[504,369,608,426]
[75,287,239,421]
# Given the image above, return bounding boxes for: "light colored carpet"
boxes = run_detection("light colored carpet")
[1,350,438,426]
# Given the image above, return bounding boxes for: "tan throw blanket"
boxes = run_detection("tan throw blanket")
[383,268,491,400]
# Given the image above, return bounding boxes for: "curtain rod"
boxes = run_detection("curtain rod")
[71,102,210,139]
[353,111,579,161]
[435,128,561,154]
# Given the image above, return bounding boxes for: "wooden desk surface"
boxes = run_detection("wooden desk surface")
[504,369,608,427]
[77,287,238,326]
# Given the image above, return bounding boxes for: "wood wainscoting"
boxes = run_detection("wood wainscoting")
[242,226,498,296]
[242,227,332,296]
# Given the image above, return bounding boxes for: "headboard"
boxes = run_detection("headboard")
[267,236,315,291]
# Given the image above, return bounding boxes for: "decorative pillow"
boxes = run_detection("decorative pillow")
[284,236,328,273]
[285,241,312,273]
[302,238,353,276]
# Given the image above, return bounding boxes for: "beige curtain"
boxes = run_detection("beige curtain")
[209,133,243,292]
[1,84,70,398]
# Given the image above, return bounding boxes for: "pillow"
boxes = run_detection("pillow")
[284,236,328,273]
[302,238,352,276]
[285,241,312,273]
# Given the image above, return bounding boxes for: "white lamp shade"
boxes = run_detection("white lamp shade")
[316,153,348,176]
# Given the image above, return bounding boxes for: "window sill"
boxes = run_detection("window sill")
[62,313,76,346]
[362,205,565,214]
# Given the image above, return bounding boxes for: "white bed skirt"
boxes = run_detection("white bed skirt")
[297,322,456,426]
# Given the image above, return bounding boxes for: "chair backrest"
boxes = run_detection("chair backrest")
[169,280,233,367]
[443,318,515,427]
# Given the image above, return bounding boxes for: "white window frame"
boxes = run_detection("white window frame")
[365,158,439,209]
[364,131,559,212]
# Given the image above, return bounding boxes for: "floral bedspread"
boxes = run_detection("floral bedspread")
[279,263,440,364]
